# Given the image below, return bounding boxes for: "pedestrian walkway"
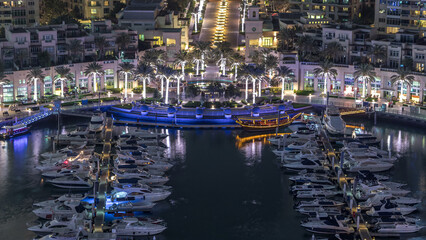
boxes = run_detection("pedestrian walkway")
[93,118,113,233]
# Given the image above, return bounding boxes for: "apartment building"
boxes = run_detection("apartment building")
[117,0,189,58]
[374,0,426,35]
[288,0,367,22]
[63,0,127,20]
[0,0,40,27]
[0,20,137,71]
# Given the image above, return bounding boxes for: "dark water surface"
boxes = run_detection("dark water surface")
[0,118,425,240]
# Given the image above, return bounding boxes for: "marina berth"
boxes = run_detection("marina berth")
[323,106,346,135]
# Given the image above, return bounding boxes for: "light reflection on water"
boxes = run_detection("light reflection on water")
[0,119,425,239]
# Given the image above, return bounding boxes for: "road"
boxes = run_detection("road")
[199,0,240,49]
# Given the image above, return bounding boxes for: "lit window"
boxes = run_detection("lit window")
[91,8,97,14]
[91,1,96,6]
[166,38,176,46]
[104,0,109,6]
[262,37,273,47]
[249,39,259,46]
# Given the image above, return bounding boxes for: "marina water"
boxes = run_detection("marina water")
[0,117,425,239]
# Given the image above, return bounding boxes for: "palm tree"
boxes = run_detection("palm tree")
[118,62,135,99]
[296,35,319,62]
[239,64,264,104]
[275,66,295,100]
[277,27,301,52]
[192,49,203,76]
[368,45,387,67]
[143,49,166,70]
[0,70,10,104]
[54,66,73,98]
[135,63,154,99]
[94,36,109,60]
[230,52,244,79]
[264,55,279,81]
[322,42,344,63]
[194,41,212,71]
[116,32,131,52]
[156,66,177,104]
[84,62,104,93]
[313,61,337,95]
[390,67,415,102]
[354,63,376,98]
[26,67,46,102]
[174,50,190,77]
[67,39,84,63]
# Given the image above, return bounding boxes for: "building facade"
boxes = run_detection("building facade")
[0,0,40,27]
[63,0,127,20]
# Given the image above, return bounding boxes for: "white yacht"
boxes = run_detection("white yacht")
[375,222,423,234]
[42,164,91,178]
[323,106,346,135]
[296,199,345,208]
[111,187,171,202]
[291,183,335,193]
[107,199,156,212]
[283,159,326,171]
[115,171,169,186]
[33,201,89,219]
[301,217,354,234]
[34,193,87,208]
[344,160,393,172]
[112,218,167,236]
[297,206,341,216]
[47,174,93,189]
[89,111,105,133]
[296,190,340,199]
[286,140,319,150]
[289,174,332,185]
[366,201,417,216]
[27,214,88,235]
[120,130,168,140]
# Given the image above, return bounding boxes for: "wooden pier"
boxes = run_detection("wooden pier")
[93,118,113,233]
[113,119,241,129]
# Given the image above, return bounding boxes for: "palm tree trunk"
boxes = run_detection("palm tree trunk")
[143,78,147,99]
[34,78,38,102]
[201,53,205,71]
[60,80,64,98]
[252,79,256,104]
[93,73,97,92]
[177,77,180,100]
[258,80,262,97]
[281,79,285,100]
[196,62,199,75]
[323,76,327,95]
[245,79,248,101]
[235,67,238,79]
[160,78,164,97]
[406,83,411,103]
[362,77,366,98]
[124,73,128,99]
[165,78,169,104]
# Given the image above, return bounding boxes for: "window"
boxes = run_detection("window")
[104,0,109,6]
[390,50,399,57]
[252,11,256,18]
[416,63,424,72]
[415,53,425,60]
[153,36,163,46]
[389,59,399,68]
[13,18,26,25]
[91,8,97,14]
[249,39,259,46]
[138,34,144,41]
[28,1,35,5]
[91,1,97,6]
[104,8,109,14]
[262,37,273,47]
[29,10,35,15]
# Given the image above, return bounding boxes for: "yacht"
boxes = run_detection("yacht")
[291,183,336,193]
[296,199,345,208]
[301,217,354,234]
[375,222,423,234]
[283,159,326,171]
[343,142,388,155]
[116,172,169,186]
[88,111,105,133]
[33,201,89,220]
[42,164,91,178]
[112,218,167,236]
[296,190,340,199]
[27,214,88,235]
[120,131,168,140]
[107,199,156,212]
[286,140,319,150]
[289,174,332,185]
[111,187,171,202]
[344,160,393,172]
[56,133,90,145]
[47,174,93,189]
[323,106,346,135]
[297,206,342,216]
[366,200,417,216]
[289,127,318,139]
[34,194,87,208]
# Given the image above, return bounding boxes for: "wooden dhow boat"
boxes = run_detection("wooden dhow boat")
[235,112,302,131]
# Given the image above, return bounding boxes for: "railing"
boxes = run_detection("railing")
[376,107,426,121]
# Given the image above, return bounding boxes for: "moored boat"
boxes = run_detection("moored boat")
[236,112,302,132]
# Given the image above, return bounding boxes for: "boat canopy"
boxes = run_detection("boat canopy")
[2,124,27,129]
[237,114,289,121]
